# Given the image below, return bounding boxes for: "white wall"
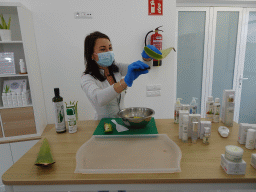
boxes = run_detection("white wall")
[1,0,177,123]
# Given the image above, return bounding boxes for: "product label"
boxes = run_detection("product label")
[53,101,66,132]
[68,115,77,133]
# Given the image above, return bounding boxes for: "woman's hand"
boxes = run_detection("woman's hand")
[124,61,149,87]
[141,45,162,61]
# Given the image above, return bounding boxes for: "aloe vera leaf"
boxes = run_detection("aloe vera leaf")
[35,138,55,165]
[0,24,3,29]
[160,47,176,59]
[1,15,7,29]
[144,46,163,60]
[7,16,11,29]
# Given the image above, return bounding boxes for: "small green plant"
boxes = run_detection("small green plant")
[0,14,11,29]
[4,85,10,93]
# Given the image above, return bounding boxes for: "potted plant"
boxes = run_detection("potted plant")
[0,14,11,41]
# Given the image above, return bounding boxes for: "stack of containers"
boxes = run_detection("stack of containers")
[1,90,31,108]
[238,123,256,149]
[221,145,246,175]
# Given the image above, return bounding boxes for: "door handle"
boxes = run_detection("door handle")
[239,75,248,88]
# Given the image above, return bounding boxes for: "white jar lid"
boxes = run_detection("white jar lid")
[225,145,244,157]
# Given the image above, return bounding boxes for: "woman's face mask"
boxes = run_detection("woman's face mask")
[94,51,115,67]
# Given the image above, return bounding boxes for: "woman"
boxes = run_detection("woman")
[81,31,160,120]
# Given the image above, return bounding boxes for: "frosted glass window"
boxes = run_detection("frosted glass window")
[239,12,256,123]
[212,12,239,104]
[177,11,206,113]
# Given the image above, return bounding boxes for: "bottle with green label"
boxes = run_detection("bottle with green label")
[52,88,66,133]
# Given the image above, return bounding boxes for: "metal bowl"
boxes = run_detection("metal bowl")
[117,107,155,128]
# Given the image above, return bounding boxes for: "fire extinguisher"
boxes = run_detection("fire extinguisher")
[144,26,163,66]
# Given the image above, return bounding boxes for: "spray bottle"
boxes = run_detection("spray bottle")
[174,98,182,124]
[190,97,198,114]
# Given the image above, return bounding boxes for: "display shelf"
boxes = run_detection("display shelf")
[0,2,47,141]
[0,74,28,78]
[0,104,33,110]
[0,41,22,44]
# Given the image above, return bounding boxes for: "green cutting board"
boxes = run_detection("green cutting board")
[93,118,158,135]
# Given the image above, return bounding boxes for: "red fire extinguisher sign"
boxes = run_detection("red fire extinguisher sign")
[148,0,163,16]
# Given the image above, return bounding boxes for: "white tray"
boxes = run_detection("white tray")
[75,134,182,174]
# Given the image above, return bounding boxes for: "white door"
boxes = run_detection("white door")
[236,8,256,124]
[177,7,245,121]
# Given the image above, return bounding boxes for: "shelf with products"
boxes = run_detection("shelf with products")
[0,3,47,142]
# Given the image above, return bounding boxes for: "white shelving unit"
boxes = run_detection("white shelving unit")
[0,3,47,141]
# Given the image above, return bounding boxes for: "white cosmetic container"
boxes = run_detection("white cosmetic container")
[224,95,235,127]
[221,154,246,175]
[182,115,189,143]
[221,90,235,124]
[7,92,13,107]
[218,126,229,138]
[2,93,8,108]
[251,154,256,170]
[17,92,23,106]
[200,121,211,139]
[245,129,256,149]
[206,96,214,121]
[189,114,201,138]
[179,110,189,139]
[12,92,17,107]
[182,104,190,112]
[225,145,244,162]
[238,123,251,144]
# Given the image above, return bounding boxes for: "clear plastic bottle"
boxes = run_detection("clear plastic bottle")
[206,96,214,121]
[213,98,221,123]
[174,98,182,124]
[203,127,211,145]
[190,97,198,114]
[192,122,198,144]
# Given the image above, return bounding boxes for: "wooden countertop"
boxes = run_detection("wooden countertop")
[2,119,256,185]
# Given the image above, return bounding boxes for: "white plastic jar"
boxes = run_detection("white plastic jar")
[225,145,244,162]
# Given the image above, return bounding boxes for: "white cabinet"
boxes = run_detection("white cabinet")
[0,2,47,140]
[0,143,13,186]
[0,139,38,189]
[10,139,39,163]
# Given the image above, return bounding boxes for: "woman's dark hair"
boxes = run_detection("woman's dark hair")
[84,31,119,82]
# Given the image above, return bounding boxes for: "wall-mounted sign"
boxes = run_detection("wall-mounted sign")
[148,0,163,16]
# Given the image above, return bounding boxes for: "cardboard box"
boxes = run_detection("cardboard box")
[238,123,251,144]
[251,154,256,170]
[221,154,246,175]
[221,90,235,123]
[179,110,189,139]
[188,114,201,138]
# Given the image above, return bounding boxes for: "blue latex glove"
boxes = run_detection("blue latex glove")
[141,45,162,59]
[124,60,149,87]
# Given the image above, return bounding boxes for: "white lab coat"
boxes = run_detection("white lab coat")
[81,62,129,120]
